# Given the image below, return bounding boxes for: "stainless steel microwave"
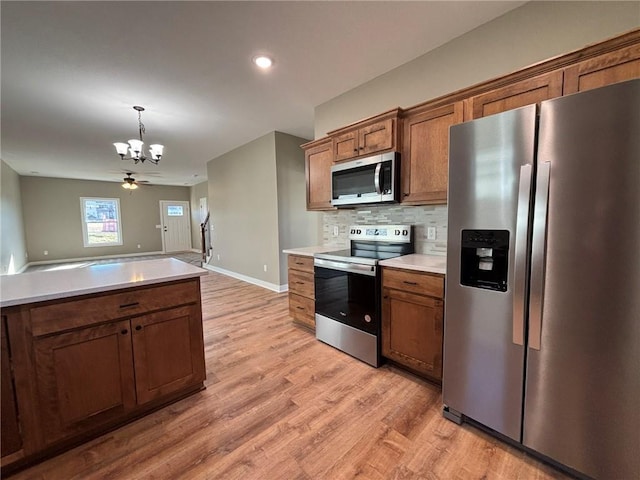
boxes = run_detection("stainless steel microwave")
[331,152,400,207]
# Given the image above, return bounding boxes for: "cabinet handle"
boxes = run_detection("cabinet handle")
[359,146,364,150]
[119,302,140,309]
[121,329,128,335]
[296,306,304,310]
[295,262,304,265]
[403,192,409,197]
[353,148,358,153]
[135,325,143,331]
[403,281,419,286]
[296,281,305,284]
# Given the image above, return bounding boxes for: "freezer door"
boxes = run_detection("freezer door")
[444,105,536,441]
[524,80,640,479]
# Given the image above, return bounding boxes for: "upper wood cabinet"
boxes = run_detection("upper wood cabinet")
[563,43,640,94]
[303,138,334,211]
[300,30,639,210]
[330,109,400,162]
[464,70,564,121]
[401,101,464,205]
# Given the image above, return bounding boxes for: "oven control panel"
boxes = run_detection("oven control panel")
[348,225,412,243]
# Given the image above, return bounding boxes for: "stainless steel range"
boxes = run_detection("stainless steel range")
[314,225,413,367]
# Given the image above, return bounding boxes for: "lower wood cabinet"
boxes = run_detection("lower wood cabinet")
[1,317,22,458]
[132,305,205,404]
[287,254,315,330]
[1,278,206,473]
[33,319,137,446]
[382,267,444,383]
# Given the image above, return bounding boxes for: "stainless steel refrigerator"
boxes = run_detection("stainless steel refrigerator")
[443,79,639,480]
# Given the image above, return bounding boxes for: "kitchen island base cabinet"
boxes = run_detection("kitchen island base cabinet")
[1,275,206,474]
[33,320,137,447]
[382,267,444,383]
[1,317,22,458]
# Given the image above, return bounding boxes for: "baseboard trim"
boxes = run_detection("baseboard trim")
[201,264,287,293]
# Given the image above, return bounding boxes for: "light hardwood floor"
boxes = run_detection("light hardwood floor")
[9,272,570,480]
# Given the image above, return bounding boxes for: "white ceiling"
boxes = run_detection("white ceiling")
[1,1,525,187]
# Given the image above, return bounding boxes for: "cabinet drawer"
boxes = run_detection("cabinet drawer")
[289,293,315,329]
[288,255,314,273]
[382,268,444,298]
[30,279,201,337]
[288,269,314,299]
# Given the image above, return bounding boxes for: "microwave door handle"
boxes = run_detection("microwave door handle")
[374,162,382,194]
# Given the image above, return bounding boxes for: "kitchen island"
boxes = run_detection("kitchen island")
[0,258,207,474]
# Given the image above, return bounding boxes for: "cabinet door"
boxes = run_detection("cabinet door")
[131,305,205,405]
[1,317,22,457]
[382,288,443,381]
[33,320,136,446]
[333,130,359,162]
[305,140,334,210]
[358,118,395,156]
[402,102,463,204]
[563,43,640,94]
[466,71,563,120]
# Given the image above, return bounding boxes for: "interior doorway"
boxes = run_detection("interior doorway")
[160,200,192,253]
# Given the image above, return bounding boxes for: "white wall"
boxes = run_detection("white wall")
[0,160,28,274]
[315,1,639,136]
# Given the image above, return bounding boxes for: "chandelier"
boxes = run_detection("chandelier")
[113,106,164,164]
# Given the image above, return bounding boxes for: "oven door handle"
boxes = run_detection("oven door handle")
[314,258,376,276]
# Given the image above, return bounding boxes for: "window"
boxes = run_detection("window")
[80,197,123,247]
[166,205,184,216]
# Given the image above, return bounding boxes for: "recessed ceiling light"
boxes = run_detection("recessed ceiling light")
[252,55,273,69]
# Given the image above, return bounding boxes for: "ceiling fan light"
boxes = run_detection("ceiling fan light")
[122,182,131,189]
[114,142,129,156]
[130,182,138,190]
[149,144,164,160]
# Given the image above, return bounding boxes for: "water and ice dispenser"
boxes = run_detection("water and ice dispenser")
[460,230,509,292]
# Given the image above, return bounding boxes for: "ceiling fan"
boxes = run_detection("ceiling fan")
[122,172,150,190]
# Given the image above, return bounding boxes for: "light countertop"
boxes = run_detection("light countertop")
[0,258,208,308]
[379,254,446,275]
[282,246,341,257]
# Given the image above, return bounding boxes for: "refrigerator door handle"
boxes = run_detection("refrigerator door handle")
[512,164,532,346]
[529,161,551,350]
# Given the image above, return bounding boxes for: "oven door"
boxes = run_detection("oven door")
[314,259,378,335]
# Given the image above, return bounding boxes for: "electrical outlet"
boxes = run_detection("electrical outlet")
[217,254,220,261]
[427,227,437,240]
[263,264,267,272]
[137,244,141,249]
[333,225,339,237]
[44,250,49,256]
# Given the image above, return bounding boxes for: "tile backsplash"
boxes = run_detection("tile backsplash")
[322,204,447,256]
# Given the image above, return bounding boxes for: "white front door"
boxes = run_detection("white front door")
[160,201,192,253]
